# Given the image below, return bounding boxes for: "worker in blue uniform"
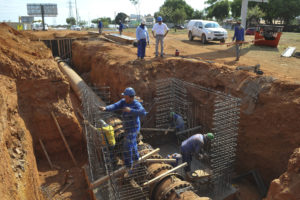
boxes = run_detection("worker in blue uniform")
[119,22,124,35]
[136,20,150,60]
[181,133,214,177]
[232,20,245,61]
[169,112,185,132]
[99,87,147,170]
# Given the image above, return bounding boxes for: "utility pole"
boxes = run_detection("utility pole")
[68,0,73,18]
[41,4,45,30]
[74,0,79,24]
[241,0,268,28]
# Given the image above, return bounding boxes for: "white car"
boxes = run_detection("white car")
[187,20,228,44]
[70,25,81,31]
[32,23,48,31]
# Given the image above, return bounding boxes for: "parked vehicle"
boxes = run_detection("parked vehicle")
[70,25,81,31]
[174,25,185,29]
[187,20,228,44]
[32,23,48,31]
[246,27,256,35]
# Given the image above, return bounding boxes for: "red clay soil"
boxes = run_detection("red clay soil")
[72,39,300,187]
[0,23,87,200]
[265,147,300,200]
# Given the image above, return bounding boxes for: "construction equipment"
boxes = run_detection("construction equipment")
[254,25,284,48]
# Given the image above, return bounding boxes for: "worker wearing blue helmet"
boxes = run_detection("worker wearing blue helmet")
[152,16,169,58]
[99,87,147,170]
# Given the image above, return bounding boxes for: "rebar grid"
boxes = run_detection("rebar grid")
[155,78,241,199]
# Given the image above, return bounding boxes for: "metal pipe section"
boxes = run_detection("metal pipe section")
[55,58,206,200]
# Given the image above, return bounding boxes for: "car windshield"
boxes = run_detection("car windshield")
[204,22,220,28]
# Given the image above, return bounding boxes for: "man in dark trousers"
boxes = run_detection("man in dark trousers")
[99,87,147,171]
[119,22,124,35]
[181,133,214,178]
[232,20,245,61]
[136,20,150,60]
[98,20,103,34]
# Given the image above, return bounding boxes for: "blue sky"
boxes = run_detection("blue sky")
[0,0,206,25]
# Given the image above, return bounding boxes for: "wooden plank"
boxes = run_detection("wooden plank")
[51,111,78,166]
[39,139,54,169]
[143,162,187,186]
[146,158,176,163]
[91,148,160,189]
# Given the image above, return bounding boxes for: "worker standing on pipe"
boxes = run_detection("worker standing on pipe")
[136,20,150,60]
[152,16,169,58]
[99,87,147,171]
[232,19,245,61]
[181,133,214,178]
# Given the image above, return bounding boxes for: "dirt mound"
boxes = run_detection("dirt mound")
[72,40,300,185]
[0,23,83,199]
[265,147,300,200]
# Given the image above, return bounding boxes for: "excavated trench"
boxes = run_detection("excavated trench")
[1,22,299,200]
[70,39,300,199]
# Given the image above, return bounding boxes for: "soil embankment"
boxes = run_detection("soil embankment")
[0,23,84,199]
[72,39,300,186]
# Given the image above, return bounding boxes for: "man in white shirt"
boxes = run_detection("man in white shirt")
[152,16,169,58]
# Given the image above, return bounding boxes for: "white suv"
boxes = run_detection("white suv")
[187,20,227,44]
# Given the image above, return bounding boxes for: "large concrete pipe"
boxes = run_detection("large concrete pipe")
[55,58,208,200]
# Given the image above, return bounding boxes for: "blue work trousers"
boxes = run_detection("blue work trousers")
[137,39,147,59]
[181,149,192,172]
[123,132,139,168]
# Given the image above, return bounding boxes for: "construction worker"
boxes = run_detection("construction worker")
[136,20,150,60]
[169,112,185,132]
[119,22,124,35]
[232,20,245,61]
[152,16,169,58]
[181,133,214,178]
[98,20,103,34]
[99,87,147,171]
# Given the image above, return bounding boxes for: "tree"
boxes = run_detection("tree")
[129,0,141,21]
[91,17,111,27]
[207,0,230,21]
[155,0,194,23]
[231,0,242,19]
[247,5,265,25]
[66,17,76,25]
[192,10,205,19]
[78,20,87,26]
[115,12,128,23]
[173,8,187,24]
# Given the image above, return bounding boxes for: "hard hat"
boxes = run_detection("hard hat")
[157,16,162,22]
[206,133,214,140]
[122,87,136,97]
[141,20,146,24]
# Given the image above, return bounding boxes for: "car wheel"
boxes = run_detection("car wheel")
[189,32,194,41]
[201,34,207,44]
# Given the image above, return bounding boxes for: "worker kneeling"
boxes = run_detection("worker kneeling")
[181,133,214,178]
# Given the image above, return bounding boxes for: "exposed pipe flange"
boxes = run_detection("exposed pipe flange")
[150,173,184,200]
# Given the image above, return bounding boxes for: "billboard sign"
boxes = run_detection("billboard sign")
[21,16,34,23]
[27,4,58,17]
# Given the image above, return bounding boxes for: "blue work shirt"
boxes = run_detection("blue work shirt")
[136,25,149,42]
[181,134,204,155]
[105,99,146,133]
[119,23,124,31]
[98,21,103,28]
[171,113,185,131]
[233,25,245,41]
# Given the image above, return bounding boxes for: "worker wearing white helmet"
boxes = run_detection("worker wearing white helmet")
[136,20,150,60]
